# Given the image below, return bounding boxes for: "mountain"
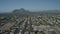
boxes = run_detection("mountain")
[13,8,30,14]
[0,8,60,16]
[12,8,32,16]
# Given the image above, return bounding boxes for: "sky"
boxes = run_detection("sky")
[0,0,60,13]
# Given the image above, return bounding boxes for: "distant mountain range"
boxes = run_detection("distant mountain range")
[12,8,60,14]
[13,8,30,13]
[0,8,60,16]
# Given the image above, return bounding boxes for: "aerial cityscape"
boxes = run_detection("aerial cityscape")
[0,0,60,34]
[0,8,60,34]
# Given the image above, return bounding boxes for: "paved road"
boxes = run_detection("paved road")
[19,17,33,34]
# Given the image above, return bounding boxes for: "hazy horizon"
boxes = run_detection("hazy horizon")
[0,0,60,13]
